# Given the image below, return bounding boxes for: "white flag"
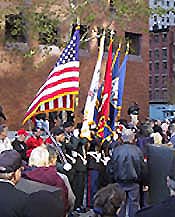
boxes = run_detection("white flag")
[81,32,105,138]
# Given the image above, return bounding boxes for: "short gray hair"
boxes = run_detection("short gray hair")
[121,129,135,143]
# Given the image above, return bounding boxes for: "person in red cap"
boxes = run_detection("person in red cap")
[12,129,28,162]
[25,127,44,158]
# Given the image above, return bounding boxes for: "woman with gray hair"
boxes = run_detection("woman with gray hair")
[23,144,69,215]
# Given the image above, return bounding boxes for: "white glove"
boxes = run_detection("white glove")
[73,129,79,138]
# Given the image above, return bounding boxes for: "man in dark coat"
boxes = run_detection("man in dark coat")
[12,129,28,161]
[112,129,146,217]
[0,150,28,217]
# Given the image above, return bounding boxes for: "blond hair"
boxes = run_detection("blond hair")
[29,145,49,167]
[151,132,162,145]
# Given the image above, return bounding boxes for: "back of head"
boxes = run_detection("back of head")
[0,150,23,184]
[150,132,162,145]
[121,128,135,143]
[29,145,49,167]
[24,190,64,217]
[93,183,126,216]
[46,145,58,165]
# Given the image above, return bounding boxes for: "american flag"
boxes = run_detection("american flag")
[23,26,80,124]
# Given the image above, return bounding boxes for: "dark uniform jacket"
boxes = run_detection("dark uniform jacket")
[112,143,145,183]
[0,181,28,217]
[12,138,28,161]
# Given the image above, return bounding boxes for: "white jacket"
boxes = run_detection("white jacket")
[0,137,13,154]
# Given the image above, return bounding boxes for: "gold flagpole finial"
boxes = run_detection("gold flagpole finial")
[76,17,80,30]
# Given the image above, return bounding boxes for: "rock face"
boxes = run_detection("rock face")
[0,1,149,130]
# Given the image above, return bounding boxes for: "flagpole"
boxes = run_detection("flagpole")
[112,42,121,69]
[116,42,129,121]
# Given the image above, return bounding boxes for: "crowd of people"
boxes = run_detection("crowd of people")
[1,108,175,217]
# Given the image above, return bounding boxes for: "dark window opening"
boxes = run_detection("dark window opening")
[154,76,159,88]
[154,33,159,42]
[162,61,167,70]
[149,50,152,59]
[149,62,152,71]
[155,89,160,100]
[162,75,167,88]
[5,13,27,43]
[162,48,167,60]
[162,32,167,42]
[154,49,159,60]
[35,14,59,46]
[155,62,159,73]
[125,32,142,56]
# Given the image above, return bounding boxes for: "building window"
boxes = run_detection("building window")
[149,62,152,71]
[162,75,167,88]
[149,90,153,101]
[155,89,160,100]
[162,48,167,60]
[155,62,159,73]
[154,0,158,4]
[161,0,164,5]
[154,34,159,43]
[149,50,152,59]
[149,76,152,87]
[154,76,159,88]
[162,61,167,70]
[162,32,167,42]
[5,13,27,43]
[167,17,169,23]
[162,17,165,22]
[167,1,169,6]
[36,14,59,45]
[125,32,142,56]
[154,49,159,60]
[162,89,168,101]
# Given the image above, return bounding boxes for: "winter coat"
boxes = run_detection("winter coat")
[112,143,145,183]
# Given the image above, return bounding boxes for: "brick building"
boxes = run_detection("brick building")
[0,1,149,129]
[149,26,175,103]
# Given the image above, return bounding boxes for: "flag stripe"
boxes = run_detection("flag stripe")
[37,95,74,112]
[28,82,79,111]
[37,69,79,96]
[36,77,79,98]
[48,61,79,78]
[58,96,63,107]
[25,87,78,119]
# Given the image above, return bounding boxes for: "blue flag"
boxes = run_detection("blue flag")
[117,51,129,118]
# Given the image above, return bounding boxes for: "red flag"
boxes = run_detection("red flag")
[97,39,113,138]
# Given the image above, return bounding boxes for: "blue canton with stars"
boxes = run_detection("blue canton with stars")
[56,29,80,67]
